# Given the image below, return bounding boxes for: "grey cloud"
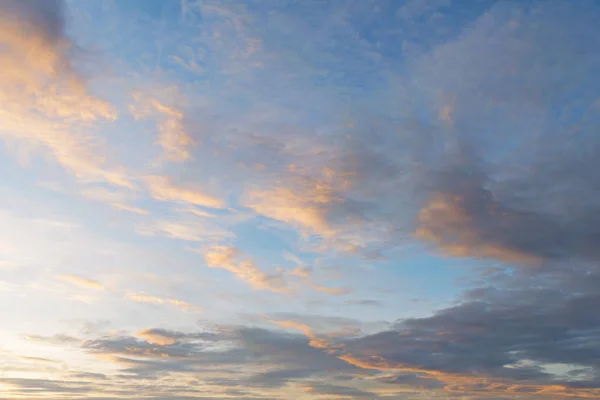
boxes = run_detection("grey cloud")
[0,377,92,394]
[246,368,318,388]
[209,0,596,268]
[76,326,364,384]
[375,373,445,389]
[345,268,600,388]
[0,0,66,41]
[108,2,600,395]
[22,333,80,346]
[71,372,108,380]
[137,328,218,343]
[304,3,600,393]
[6,1,600,399]
[305,382,375,398]
[344,299,383,307]
[0,0,72,75]
[83,334,213,359]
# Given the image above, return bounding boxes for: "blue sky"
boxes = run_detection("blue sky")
[1,0,600,399]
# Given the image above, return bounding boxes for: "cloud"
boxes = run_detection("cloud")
[310,282,352,296]
[79,187,148,215]
[245,184,338,238]
[136,328,186,345]
[285,254,351,295]
[125,292,203,312]
[130,91,194,162]
[17,355,61,364]
[137,217,233,242]
[244,167,353,240]
[203,246,290,294]
[303,382,375,398]
[144,175,224,209]
[265,317,347,353]
[3,1,600,399]
[0,261,18,270]
[0,0,130,188]
[110,203,149,215]
[79,325,362,384]
[414,192,544,264]
[303,3,600,396]
[203,246,349,295]
[0,378,92,394]
[22,333,80,346]
[57,274,104,290]
[344,299,382,307]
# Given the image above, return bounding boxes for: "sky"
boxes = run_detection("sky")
[0,0,600,399]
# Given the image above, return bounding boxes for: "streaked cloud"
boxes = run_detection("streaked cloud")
[125,291,203,312]
[79,187,148,215]
[203,246,290,294]
[56,274,104,290]
[144,175,224,209]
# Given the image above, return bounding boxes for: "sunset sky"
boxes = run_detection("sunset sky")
[1,0,600,399]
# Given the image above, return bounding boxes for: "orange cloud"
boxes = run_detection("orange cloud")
[80,187,148,215]
[286,256,350,295]
[57,274,104,290]
[144,175,224,209]
[246,185,338,238]
[266,318,337,351]
[136,329,177,345]
[138,219,232,243]
[203,246,291,294]
[0,3,130,188]
[125,292,203,312]
[111,204,149,215]
[311,283,351,295]
[130,92,194,162]
[415,193,541,264]
[244,167,352,239]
